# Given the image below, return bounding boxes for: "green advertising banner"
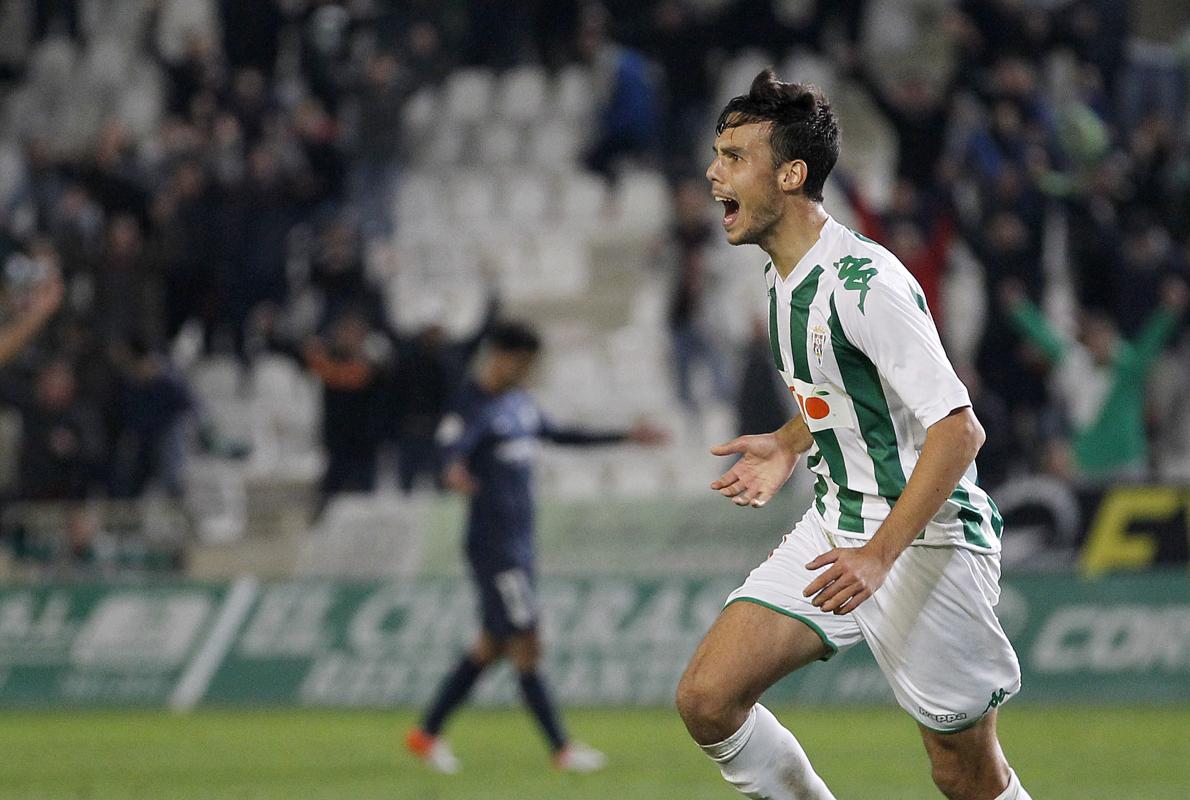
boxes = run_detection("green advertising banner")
[0,572,1187,709]
[0,583,230,707]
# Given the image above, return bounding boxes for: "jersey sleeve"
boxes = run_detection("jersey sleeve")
[835,273,971,430]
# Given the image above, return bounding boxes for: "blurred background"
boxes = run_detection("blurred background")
[0,0,1188,796]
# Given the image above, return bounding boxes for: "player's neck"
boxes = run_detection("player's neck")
[762,202,829,281]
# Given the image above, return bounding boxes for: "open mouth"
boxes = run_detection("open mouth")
[716,196,740,229]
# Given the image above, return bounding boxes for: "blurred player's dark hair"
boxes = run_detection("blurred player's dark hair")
[486,320,542,354]
[716,69,840,202]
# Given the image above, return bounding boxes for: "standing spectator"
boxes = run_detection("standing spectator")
[735,317,794,437]
[347,50,408,244]
[664,180,732,414]
[843,49,958,191]
[110,340,198,499]
[153,159,222,347]
[221,144,296,359]
[93,214,164,348]
[578,3,660,182]
[305,219,387,331]
[11,358,101,501]
[639,1,710,177]
[391,292,499,493]
[837,172,954,326]
[1003,279,1188,482]
[304,309,390,517]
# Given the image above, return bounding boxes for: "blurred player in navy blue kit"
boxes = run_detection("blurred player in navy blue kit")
[405,321,666,774]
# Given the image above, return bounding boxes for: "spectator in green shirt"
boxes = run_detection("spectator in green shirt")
[1002,278,1187,481]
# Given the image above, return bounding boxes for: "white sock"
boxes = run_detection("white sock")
[699,704,836,800]
[994,769,1032,800]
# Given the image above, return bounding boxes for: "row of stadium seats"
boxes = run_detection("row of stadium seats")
[393,169,672,237]
[404,65,596,129]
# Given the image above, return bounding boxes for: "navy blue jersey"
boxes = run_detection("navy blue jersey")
[438,380,626,574]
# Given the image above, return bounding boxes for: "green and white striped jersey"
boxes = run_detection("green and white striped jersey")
[766,215,1002,553]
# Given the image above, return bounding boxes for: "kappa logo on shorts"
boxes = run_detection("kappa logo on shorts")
[984,688,1009,714]
[918,706,968,726]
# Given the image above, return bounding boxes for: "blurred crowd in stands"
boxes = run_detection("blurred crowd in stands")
[0,0,1187,572]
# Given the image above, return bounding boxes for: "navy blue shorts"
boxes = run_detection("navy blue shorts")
[475,566,538,638]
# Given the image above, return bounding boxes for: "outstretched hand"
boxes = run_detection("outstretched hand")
[709,433,800,508]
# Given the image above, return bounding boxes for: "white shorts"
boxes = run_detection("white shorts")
[726,510,1022,732]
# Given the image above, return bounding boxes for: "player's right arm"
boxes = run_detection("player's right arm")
[436,402,489,496]
[710,415,813,509]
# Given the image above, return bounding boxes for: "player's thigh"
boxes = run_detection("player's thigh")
[504,630,542,671]
[679,598,829,712]
[476,566,539,639]
[682,513,866,702]
[469,629,505,665]
[853,543,1021,733]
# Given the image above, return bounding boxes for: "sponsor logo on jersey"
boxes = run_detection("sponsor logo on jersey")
[835,255,877,313]
[790,378,854,432]
[918,706,968,726]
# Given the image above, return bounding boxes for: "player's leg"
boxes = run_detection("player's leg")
[677,513,858,798]
[406,573,512,774]
[421,630,503,735]
[918,712,1031,799]
[505,628,607,772]
[676,600,837,800]
[845,539,1029,799]
[405,630,502,772]
[505,630,565,752]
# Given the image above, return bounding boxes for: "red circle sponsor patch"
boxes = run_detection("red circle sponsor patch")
[805,397,830,419]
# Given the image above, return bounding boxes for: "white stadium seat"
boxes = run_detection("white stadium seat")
[778,48,838,97]
[402,86,439,132]
[497,65,548,122]
[443,67,495,123]
[477,121,523,165]
[503,173,550,224]
[554,64,595,120]
[715,49,771,110]
[530,119,582,167]
[613,169,672,237]
[393,171,448,228]
[558,170,607,229]
[449,171,498,222]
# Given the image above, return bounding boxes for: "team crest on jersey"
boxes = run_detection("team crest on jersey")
[811,325,828,366]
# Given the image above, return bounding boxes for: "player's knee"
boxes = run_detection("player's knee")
[470,639,502,666]
[675,670,738,741]
[929,751,1008,800]
[930,760,972,799]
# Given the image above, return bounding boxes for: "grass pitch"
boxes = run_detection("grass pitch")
[0,706,1187,799]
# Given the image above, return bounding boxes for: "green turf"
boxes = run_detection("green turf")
[0,706,1187,799]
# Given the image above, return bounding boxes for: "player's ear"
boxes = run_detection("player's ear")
[780,160,808,193]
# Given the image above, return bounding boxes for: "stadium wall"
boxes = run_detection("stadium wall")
[0,572,1188,709]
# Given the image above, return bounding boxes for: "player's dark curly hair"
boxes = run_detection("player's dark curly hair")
[486,320,541,354]
[716,69,840,202]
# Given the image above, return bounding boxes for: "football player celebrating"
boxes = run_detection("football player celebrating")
[676,71,1031,800]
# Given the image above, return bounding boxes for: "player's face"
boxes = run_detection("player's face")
[706,123,784,246]
[490,350,538,390]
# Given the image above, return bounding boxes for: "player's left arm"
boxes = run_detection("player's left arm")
[541,417,668,447]
[804,406,984,614]
[804,271,980,614]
